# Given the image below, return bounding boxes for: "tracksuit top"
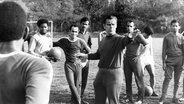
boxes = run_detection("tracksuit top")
[53,37,89,63]
[88,34,132,69]
[162,32,184,57]
[0,51,53,104]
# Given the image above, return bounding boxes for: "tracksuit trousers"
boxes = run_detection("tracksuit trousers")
[124,56,145,101]
[81,61,89,98]
[160,56,183,101]
[65,61,82,104]
[94,68,123,104]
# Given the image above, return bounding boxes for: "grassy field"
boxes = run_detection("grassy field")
[49,36,184,104]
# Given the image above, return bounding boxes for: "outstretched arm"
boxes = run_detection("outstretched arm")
[76,49,100,60]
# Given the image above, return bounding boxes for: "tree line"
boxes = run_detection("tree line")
[23,0,184,34]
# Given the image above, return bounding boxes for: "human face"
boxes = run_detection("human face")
[104,18,117,35]
[39,23,48,35]
[171,22,180,33]
[69,27,79,40]
[81,21,89,32]
[127,22,135,33]
[143,33,149,39]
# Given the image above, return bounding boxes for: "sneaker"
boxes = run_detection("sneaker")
[158,101,163,104]
[81,99,89,104]
[134,100,142,104]
[124,97,133,103]
[178,97,184,103]
[151,92,159,97]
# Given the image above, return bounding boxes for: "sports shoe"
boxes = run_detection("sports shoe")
[81,99,89,104]
[134,100,142,104]
[178,97,184,103]
[158,101,163,104]
[151,92,159,97]
[124,97,133,103]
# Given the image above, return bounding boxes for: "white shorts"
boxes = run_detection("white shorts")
[140,54,154,67]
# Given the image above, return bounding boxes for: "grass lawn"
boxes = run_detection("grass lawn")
[49,35,184,104]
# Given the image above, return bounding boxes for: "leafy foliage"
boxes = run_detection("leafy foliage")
[23,0,184,33]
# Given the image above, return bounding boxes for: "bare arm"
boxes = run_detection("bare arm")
[81,39,91,53]
[28,37,41,57]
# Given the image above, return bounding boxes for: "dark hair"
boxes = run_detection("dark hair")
[127,20,134,24]
[144,26,154,36]
[126,20,135,26]
[170,19,179,25]
[103,15,117,24]
[69,24,78,31]
[80,17,90,23]
[0,1,27,42]
[37,19,49,27]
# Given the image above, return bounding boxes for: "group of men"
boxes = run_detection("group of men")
[78,16,157,104]
[1,1,184,104]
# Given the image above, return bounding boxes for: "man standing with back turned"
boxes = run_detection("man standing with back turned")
[0,1,53,104]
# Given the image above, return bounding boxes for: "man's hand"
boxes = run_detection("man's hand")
[133,55,141,62]
[44,55,60,62]
[75,53,88,59]
[128,29,141,39]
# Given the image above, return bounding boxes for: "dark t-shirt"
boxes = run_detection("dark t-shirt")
[88,34,132,68]
[125,33,147,57]
[53,37,89,63]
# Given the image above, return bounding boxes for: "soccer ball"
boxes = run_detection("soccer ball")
[144,85,153,96]
[47,47,62,62]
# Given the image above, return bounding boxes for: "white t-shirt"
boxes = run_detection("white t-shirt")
[29,32,52,55]
[140,36,154,66]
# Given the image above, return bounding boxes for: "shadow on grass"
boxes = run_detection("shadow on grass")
[49,90,94,104]
[50,90,70,104]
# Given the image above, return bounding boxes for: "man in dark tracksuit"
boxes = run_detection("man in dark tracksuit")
[53,25,91,104]
[77,15,134,104]
[159,20,184,104]
[123,20,148,104]
[77,17,92,104]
